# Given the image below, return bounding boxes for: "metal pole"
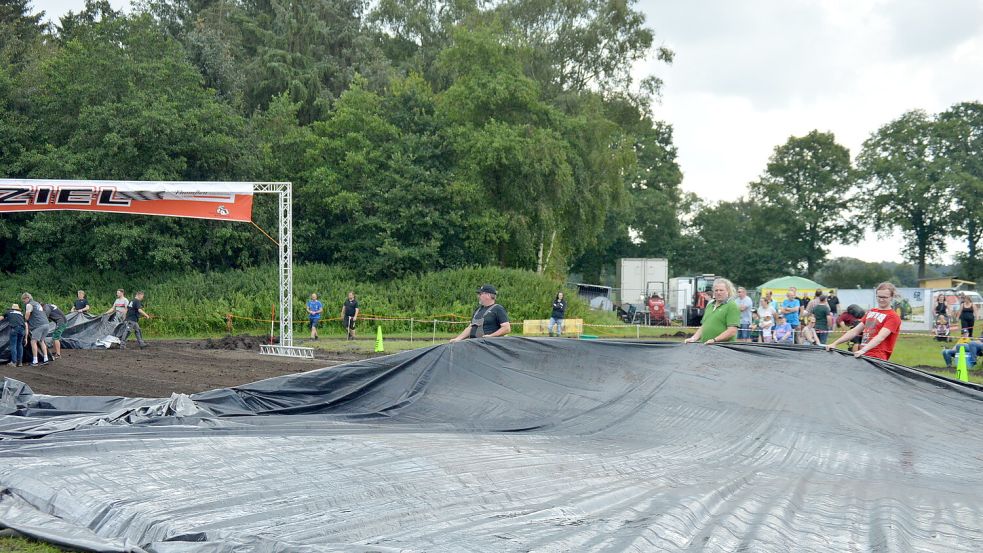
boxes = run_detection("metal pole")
[410,318,414,343]
[278,183,293,347]
[433,320,437,343]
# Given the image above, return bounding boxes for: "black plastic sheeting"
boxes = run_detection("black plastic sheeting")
[1,338,983,552]
[0,312,125,362]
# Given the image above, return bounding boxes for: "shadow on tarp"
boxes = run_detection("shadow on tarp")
[0,311,125,363]
[1,338,983,552]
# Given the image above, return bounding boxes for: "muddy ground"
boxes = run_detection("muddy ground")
[2,335,377,397]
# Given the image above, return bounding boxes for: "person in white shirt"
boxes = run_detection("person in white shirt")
[104,289,129,321]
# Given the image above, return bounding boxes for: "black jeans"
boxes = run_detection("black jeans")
[123,320,145,346]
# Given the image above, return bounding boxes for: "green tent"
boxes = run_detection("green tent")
[757,276,832,298]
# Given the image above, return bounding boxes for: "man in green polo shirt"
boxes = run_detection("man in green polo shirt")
[684,278,741,344]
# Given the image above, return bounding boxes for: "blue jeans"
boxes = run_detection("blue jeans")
[548,317,564,336]
[737,323,751,340]
[943,343,981,367]
[816,329,829,345]
[9,329,25,364]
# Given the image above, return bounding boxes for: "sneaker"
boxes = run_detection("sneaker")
[15,363,22,367]
[52,354,61,359]
[31,361,38,366]
[139,343,147,349]
[41,358,50,365]
[6,362,14,367]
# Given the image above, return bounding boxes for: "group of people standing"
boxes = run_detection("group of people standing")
[733,286,839,345]
[306,291,361,341]
[934,292,979,338]
[686,278,902,361]
[1,292,64,367]
[1,288,151,366]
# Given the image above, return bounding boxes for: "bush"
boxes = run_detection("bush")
[0,264,593,337]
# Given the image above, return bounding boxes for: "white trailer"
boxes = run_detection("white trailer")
[668,277,693,320]
[616,258,669,308]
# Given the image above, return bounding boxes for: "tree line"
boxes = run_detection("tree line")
[0,0,979,287]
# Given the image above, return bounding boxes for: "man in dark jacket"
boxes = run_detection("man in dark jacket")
[548,292,567,337]
[1,304,28,366]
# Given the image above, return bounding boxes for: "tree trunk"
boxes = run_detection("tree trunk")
[543,230,556,275]
[967,220,980,280]
[916,233,928,280]
[536,238,544,275]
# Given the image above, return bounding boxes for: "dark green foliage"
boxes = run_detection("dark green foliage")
[856,110,953,279]
[684,199,800,288]
[748,130,857,275]
[936,102,983,283]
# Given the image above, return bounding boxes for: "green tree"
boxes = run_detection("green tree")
[299,75,496,278]
[857,110,952,279]
[0,0,49,69]
[370,0,482,78]
[494,0,669,105]
[936,101,983,282]
[748,130,856,275]
[438,29,627,273]
[14,12,266,274]
[686,199,800,287]
[814,257,893,289]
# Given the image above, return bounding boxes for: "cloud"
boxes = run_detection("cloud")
[881,0,983,59]
[636,0,982,263]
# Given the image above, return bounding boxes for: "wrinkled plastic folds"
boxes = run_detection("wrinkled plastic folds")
[1,312,124,362]
[1,338,983,552]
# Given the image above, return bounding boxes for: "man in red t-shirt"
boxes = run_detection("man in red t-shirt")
[827,282,902,360]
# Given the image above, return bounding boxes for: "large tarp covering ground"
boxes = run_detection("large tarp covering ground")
[1,338,983,552]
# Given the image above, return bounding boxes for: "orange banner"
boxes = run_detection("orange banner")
[0,179,254,222]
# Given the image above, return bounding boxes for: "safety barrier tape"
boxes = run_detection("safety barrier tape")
[148,312,976,338]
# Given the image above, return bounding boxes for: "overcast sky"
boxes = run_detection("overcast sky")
[635,0,981,263]
[33,0,981,264]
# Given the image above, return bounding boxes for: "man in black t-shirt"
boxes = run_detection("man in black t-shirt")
[121,291,152,349]
[43,303,69,358]
[826,289,840,315]
[341,291,360,340]
[72,290,91,314]
[450,284,511,342]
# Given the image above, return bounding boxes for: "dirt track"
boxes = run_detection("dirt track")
[2,337,374,397]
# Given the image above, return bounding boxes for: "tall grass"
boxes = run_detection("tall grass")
[0,264,591,337]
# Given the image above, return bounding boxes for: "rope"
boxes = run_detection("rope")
[250,220,279,247]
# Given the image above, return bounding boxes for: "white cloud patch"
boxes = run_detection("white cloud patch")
[636,0,983,262]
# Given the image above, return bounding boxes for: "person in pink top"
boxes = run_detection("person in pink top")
[826,282,902,360]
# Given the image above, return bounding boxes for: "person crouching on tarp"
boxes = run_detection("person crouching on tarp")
[826,282,902,360]
[684,277,740,345]
[450,284,511,342]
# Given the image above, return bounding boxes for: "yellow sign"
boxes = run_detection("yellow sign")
[522,319,584,336]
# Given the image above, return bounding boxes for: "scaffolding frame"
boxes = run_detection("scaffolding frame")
[0,178,313,358]
[254,182,314,358]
